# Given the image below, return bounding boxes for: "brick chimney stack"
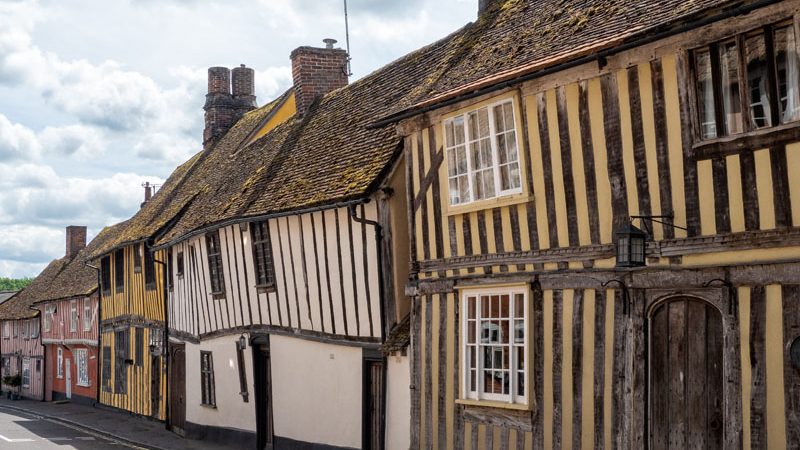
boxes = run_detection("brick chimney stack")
[478,0,502,15]
[66,226,87,259]
[141,181,153,208]
[291,39,349,116]
[203,65,257,149]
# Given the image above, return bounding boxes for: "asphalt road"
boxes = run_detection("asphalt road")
[0,406,141,449]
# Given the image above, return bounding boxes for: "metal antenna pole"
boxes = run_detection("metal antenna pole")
[343,0,352,76]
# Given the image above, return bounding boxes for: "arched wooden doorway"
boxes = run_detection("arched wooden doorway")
[648,297,724,449]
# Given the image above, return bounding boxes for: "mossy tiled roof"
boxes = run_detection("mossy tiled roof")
[378,0,737,121]
[98,0,739,250]
[0,223,123,320]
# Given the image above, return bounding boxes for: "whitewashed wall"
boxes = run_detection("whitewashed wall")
[184,336,256,432]
[270,334,362,448]
[168,202,382,340]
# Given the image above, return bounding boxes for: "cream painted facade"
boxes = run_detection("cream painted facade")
[184,336,256,434]
[269,334,363,448]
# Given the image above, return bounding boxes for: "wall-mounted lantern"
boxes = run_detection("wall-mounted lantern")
[615,222,647,268]
[615,215,687,268]
[237,334,247,350]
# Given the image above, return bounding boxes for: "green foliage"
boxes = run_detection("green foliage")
[0,278,32,291]
[2,374,21,387]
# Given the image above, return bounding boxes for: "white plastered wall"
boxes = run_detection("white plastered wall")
[185,336,256,433]
[385,353,410,450]
[270,334,362,448]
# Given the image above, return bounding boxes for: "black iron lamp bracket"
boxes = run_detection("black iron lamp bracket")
[629,214,688,237]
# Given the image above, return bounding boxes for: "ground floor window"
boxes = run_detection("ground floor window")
[461,287,529,405]
[57,347,63,379]
[200,351,216,407]
[75,349,89,387]
[101,346,111,392]
[22,359,30,388]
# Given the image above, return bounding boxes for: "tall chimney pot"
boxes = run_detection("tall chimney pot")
[141,182,153,208]
[203,65,256,149]
[65,226,87,259]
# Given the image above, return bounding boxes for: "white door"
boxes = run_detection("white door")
[65,358,71,399]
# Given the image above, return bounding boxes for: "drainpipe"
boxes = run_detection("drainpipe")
[348,200,387,339]
[85,263,101,405]
[152,250,170,430]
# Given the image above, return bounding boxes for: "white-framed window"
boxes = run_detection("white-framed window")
[30,319,39,339]
[21,320,28,339]
[444,99,522,206]
[75,349,89,387]
[57,347,63,379]
[22,359,30,388]
[461,287,529,405]
[12,321,17,338]
[3,322,8,339]
[83,298,92,332]
[70,300,78,332]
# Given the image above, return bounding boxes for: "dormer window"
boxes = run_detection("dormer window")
[693,20,799,141]
[444,99,522,206]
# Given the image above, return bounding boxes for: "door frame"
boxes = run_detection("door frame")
[168,342,186,436]
[641,288,741,449]
[362,349,386,450]
[252,334,273,450]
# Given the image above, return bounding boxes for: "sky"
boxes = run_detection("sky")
[0,0,477,278]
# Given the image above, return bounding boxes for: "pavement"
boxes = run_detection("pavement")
[0,397,236,450]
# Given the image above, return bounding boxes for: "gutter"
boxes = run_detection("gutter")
[368,0,782,129]
[85,263,102,405]
[153,197,370,251]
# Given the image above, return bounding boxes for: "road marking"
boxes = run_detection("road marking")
[49,437,72,441]
[0,434,34,442]
[76,436,96,440]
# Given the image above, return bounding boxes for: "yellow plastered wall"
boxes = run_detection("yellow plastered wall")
[245,92,297,145]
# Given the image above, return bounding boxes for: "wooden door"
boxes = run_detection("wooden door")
[253,336,273,450]
[363,359,385,450]
[169,343,186,436]
[151,356,161,418]
[649,298,723,449]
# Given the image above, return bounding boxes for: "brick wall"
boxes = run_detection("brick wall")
[66,226,86,259]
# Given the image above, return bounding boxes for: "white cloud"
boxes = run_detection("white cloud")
[0,114,41,161]
[39,124,104,159]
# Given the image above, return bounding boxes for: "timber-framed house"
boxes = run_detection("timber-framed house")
[89,188,170,420]
[377,0,800,448]
[31,225,119,405]
[149,45,418,449]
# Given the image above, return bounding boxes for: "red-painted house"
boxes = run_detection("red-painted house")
[0,225,119,403]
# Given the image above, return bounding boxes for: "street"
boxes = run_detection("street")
[0,406,139,449]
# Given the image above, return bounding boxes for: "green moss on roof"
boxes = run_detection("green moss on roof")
[95,0,738,249]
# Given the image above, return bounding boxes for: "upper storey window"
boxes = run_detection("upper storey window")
[693,21,800,140]
[206,231,225,295]
[444,100,522,206]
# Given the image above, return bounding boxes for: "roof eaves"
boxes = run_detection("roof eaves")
[370,0,772,128]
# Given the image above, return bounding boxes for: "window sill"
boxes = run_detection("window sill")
[211,293,226,300]
[133,267,142,274]
[691,121,800,159]
[200,403,217,409]
[145,283,156,291]
[76,383,90,388]
[115,288,124,294]
[255,285,276,294]
[455,398,532,411]
[445,191,531,216]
